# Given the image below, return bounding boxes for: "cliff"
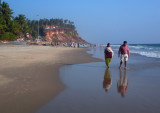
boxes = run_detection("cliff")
[44,26,88,44]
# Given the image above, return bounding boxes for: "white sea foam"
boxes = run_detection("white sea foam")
[130,51,160,58]
[129,46,144,49]
[111,44,160,59]
[111,45,121,47]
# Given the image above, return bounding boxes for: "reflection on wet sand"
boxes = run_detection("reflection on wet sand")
[100,45,104,54]
[103,69,112,92]
[117,69,128,97]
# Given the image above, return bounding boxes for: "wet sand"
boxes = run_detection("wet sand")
[0,45,102,113]
[36,47,160,113]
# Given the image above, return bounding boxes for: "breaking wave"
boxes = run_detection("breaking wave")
[112,44,160,59]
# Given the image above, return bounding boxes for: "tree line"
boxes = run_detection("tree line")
[0,1,76,41]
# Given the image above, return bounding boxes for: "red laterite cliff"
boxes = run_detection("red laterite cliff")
[44,26,88,43]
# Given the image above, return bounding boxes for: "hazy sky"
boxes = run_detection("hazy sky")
[6,0,160,44]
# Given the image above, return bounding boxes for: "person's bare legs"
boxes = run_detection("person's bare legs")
[124,61,127,69]
[119,61,123,69]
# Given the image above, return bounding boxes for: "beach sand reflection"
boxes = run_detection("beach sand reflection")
[103,69,112,92]
[117,69,128,97]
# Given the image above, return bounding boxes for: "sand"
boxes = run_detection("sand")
[35,48,160,113]
[0,45,102,113]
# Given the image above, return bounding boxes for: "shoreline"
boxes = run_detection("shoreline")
[36,47,160,113]
[0,45,103,113]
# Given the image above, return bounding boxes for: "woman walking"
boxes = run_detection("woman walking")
[104,43,114,68]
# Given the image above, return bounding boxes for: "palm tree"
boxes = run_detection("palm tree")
[9,21,21,36]
[0,15,7,33]
[1,2,13,24]
[71,21,74,25]
[64,19,68,24]
[68,20,71,25]
[14,14,26,28]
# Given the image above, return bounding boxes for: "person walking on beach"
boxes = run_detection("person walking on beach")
[118,41,130,69]
[104,43,114,68]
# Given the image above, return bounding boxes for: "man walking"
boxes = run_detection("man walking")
[118,41,130,69]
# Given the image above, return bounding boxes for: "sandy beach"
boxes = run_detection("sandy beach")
[0,45,102,113]
[0,0,159,112]
[36,47,160,113]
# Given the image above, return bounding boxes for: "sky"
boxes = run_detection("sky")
[5,0,160,44]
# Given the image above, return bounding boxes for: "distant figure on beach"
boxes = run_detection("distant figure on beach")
[117,69,128,97]
[118,41,130,69]
[104,43,114,68]
[103,69,112,92]
[94,44,97,49]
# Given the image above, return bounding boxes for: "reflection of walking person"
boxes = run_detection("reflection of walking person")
[104,43,114,68]
[117,69,128,97]
[103,69,112,92]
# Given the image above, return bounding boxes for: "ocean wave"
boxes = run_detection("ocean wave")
[130,51,160,58]
[129,45,144,49]
[113,45,150,50]
[111,45,121,47]
[109,44,160,58]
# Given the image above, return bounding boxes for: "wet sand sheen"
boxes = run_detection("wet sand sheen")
[0,46,102,113]
[36,47,160,113]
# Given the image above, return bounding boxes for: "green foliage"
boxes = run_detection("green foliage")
[65,31,71,36]
[0,15,7,33]
[1,2,13,25]
[14,14,31,35]
[39,26,45,36]
[0,1,77,41]
[53,34,57,37]
[14,14,26,27]
[0,32,16,41]
[64,19,68,24]
[31,18,76,30]
[31,30,37,39]
[0,2,33,41]
[72,32,78,39]
[8,21,21,36]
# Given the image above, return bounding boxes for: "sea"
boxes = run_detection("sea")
[111,44,160,59]
[36,44,160,113]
